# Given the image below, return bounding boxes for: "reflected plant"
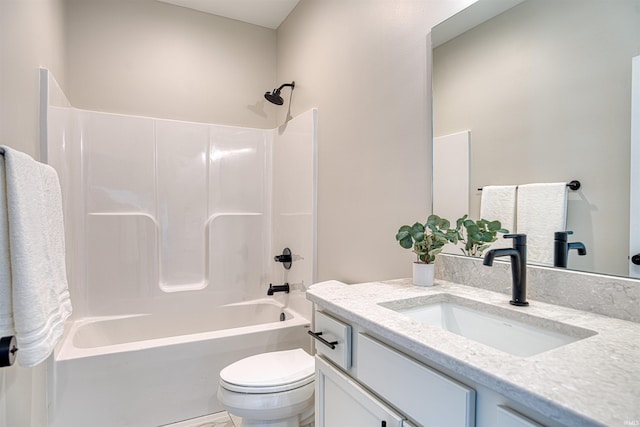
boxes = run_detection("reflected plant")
[396,214,458,264]
[454,214,509,257]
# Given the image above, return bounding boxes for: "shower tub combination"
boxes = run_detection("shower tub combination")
[50,299,310,427]
[44,71,318,427]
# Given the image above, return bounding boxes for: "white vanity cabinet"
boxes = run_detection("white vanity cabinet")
[312,309,474,427]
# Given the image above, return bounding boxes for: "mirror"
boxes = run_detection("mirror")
[431,0,640,278]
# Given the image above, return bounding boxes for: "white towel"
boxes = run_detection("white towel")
[517,182,568,266]
[0,146,72,367]
[480,185,517,249]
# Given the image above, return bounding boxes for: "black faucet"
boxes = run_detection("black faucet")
[483,234,528,306]
[553,231,587,268]
[267,283,290,295]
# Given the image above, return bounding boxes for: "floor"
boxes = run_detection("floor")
[163,411,241,427]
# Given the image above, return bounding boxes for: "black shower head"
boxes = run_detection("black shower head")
[264,91,284,105]
[264,81,295,105]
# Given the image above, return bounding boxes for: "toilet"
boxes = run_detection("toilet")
[217,348,315,427]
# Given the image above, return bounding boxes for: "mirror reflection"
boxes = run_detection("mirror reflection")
[432,0,640,278]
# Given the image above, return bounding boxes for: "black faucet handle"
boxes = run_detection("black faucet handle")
[554,231,573,241]
[503,233,527,246]
[274,248,292,270]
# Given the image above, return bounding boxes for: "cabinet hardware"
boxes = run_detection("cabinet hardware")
[308,330,338,349]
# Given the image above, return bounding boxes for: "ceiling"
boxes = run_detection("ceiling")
[157,0,300,29]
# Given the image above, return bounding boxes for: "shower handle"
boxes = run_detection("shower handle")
[274,248,292,269]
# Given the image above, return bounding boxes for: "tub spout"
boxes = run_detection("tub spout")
[267,283,290,296]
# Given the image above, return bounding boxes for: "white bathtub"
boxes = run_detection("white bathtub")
[49,299,311,427]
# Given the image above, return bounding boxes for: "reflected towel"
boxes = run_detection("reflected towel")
[517,182,568,266]
[480,185,517,250]
[0,146,72,367]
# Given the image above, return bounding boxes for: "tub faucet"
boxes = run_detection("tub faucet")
[267,283,290,296]
[483,234,529,306]
[553,231,587,268]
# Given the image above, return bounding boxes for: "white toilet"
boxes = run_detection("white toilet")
[217,348,315,427]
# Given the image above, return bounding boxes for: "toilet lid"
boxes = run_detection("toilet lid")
[220,349,314,393]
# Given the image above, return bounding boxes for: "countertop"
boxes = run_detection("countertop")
[306,278,640,427]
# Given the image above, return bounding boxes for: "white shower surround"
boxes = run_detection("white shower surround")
[44,69,316,318]
[42,70,316,425]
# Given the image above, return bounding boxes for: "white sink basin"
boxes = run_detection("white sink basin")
[380,294,596,357]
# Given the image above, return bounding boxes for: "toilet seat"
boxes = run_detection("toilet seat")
[219,349,315,394]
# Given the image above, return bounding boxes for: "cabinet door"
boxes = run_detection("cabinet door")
[315,356,404,427]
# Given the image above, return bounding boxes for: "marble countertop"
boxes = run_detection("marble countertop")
[307,278,640,427]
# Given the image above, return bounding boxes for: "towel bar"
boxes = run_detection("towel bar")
[478,180,581,192]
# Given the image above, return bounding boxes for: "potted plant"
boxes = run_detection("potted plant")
[395,214,457,286]
[454,214,509,257]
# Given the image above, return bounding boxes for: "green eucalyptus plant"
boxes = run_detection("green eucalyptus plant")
[395,214,458,264]
[454,214,509,257]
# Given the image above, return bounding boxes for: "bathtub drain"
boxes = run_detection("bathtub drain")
[280,312,286,321]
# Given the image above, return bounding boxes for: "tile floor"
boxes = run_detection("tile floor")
[163,411,241,427]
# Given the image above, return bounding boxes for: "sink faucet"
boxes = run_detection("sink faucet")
[483,234,529,306]
[553,231,587,268]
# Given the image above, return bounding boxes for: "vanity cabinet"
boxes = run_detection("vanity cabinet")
[312,309,473,427]
[312,307,558,427]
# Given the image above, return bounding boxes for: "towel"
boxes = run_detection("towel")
[480,185,517,250]
[0,146,72,367]
[517,182,568,266]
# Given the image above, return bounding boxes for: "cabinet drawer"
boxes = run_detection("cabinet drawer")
[312,311,352,370]
[357,333,475,427]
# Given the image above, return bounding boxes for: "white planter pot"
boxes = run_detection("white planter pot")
[413,262,435,286]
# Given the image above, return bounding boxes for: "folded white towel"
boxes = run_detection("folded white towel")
[0,150,12,338]
[480,185,517,250]
[0,146,72,367]
[517,182,568,266]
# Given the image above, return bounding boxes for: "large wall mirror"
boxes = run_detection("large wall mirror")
[431,0,640,278]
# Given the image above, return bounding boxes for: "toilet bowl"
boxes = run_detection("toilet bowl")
[217,348,315,427]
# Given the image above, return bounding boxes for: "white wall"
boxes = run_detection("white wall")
[65,0,278,128]
[276,0,476,283]
[0,1,66,425]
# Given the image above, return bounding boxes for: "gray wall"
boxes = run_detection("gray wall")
[0,0,66,159]
[65,0,278,128]
[277,0,475,283]
[434,0,640,276]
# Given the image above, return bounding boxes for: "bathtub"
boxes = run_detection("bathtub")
[49,299,311,427]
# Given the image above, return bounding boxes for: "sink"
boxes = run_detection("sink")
[379,294,596,357]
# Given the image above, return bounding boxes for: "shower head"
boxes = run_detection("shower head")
[264,91,284,105]
[264,81,295,105]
